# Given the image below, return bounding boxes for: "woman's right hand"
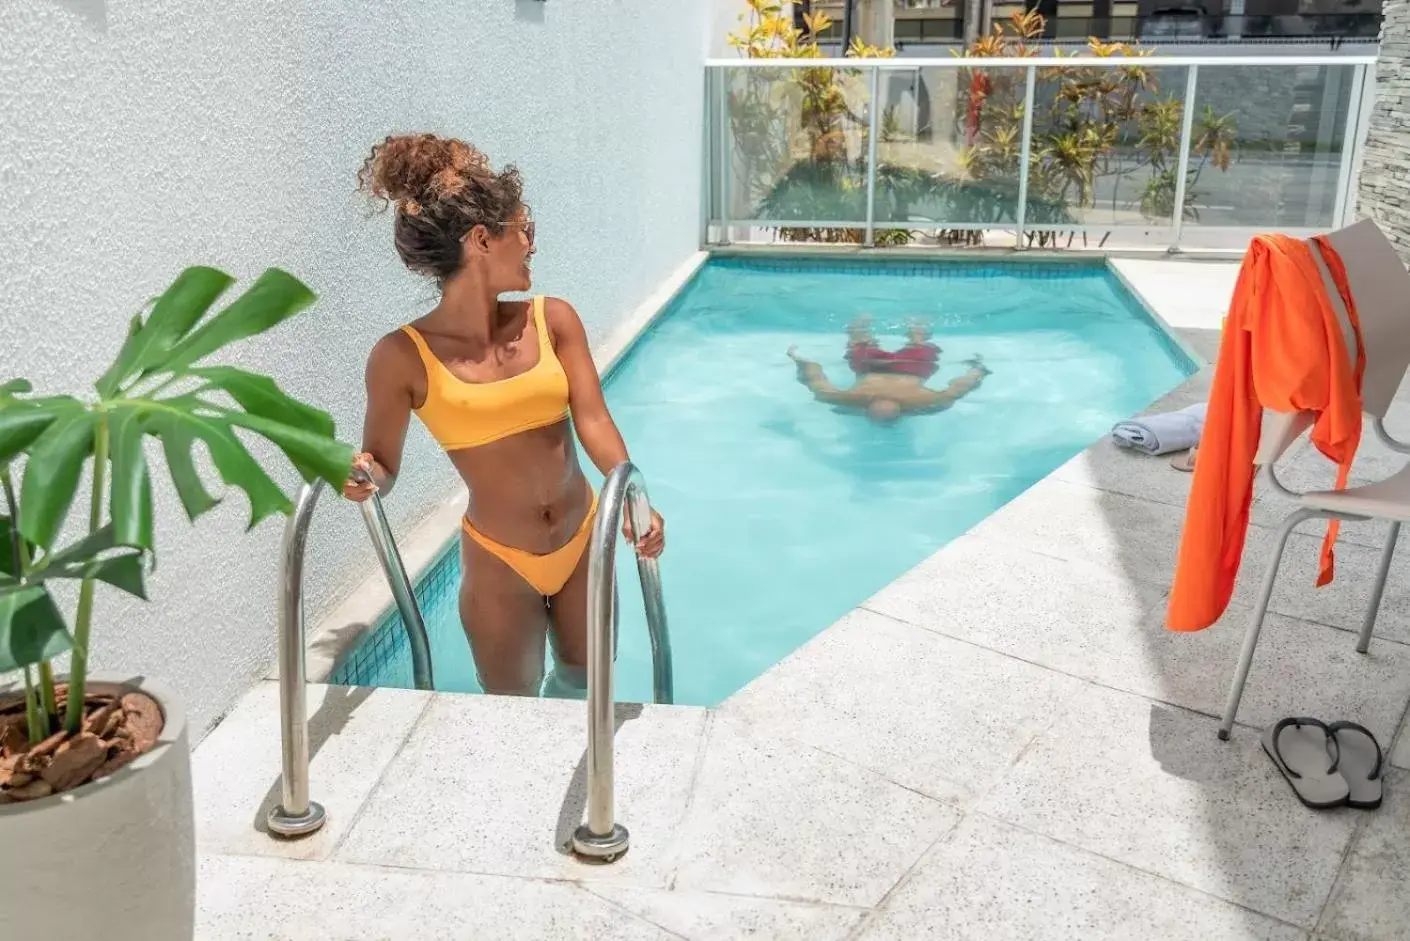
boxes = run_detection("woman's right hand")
[343,452,379,503]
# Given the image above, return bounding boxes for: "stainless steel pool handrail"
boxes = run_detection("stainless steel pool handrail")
[267,476,435,838]
[571,462,673,862]
[353,470,435,692]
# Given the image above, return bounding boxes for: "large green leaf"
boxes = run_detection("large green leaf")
[19,409,99,549]
[93,313,145,398]
[195,420,294,528]
[42,551,146,599]
[40,523,135,570]
[0,585,71,673]
[107,409,155,551]
[222,408,354,488]
[190,366,335,438]
[22,524,146,600]
[148,413,221,522]
[161,269,316,373]
[0,396,83,464]
[68,553,146,598]
[133,402,293,530]
[0,516,14,576]
[0,515,28,581]
[95,267,235,395]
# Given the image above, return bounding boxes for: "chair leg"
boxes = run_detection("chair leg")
[1357,521,1400,654]
[1218,509,1320,741]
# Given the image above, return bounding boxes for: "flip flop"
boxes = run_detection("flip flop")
[1261,717,1349,810]
[1327,721,1384,810]
[1170,448,1196,472]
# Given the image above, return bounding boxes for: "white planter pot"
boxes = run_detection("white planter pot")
[0,674,194,941]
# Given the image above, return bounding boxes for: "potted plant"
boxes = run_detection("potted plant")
[0,267,353,939]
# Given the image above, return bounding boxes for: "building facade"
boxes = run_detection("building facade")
[805,0,1379,45]
[1358,0,1410,259]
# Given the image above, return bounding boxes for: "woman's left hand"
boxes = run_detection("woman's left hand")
[624,508,665,559]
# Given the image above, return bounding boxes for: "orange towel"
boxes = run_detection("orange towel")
[1166,234,1364,633]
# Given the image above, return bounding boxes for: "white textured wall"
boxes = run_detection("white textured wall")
[710,0,750,55]
[0,0,706,734]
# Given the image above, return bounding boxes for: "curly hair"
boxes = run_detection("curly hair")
[357,133,525,284]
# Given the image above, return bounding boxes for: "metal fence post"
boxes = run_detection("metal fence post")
[1170,65,1200,253]
[864,65,881,247]
[1332,63,1368,229]
[700,67,713,249]
[1014,65,1037,250]
[718,68,733,246]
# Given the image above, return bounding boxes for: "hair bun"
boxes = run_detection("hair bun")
[355,132,526,285]
[358,133,492,214]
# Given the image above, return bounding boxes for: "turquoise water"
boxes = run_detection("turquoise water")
[332,258,1195,703]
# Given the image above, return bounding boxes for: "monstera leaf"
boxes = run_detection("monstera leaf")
[6,267,354,553]
[0,265,352,713]
[0,515,70,673]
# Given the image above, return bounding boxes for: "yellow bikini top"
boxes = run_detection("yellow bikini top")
[400,296,570,451]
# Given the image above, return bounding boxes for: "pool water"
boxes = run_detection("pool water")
[332,258,1196,704]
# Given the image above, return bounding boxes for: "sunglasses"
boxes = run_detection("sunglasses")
[504,219,536,245]
[459,218,536,246]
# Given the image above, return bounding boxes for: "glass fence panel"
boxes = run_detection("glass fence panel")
[870,65,1026,234]
[723,65,874,229]
[1182,63,1359,232]
[707,58,1370,249]
[1023,64,1192,241]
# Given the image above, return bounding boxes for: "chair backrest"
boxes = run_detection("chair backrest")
[1319,219,1410,416]
[1253,219,1410,466]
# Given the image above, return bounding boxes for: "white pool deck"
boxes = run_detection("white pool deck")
[193,258,1410,940]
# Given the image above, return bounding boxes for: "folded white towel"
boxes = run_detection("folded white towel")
[1112,402,1208,456]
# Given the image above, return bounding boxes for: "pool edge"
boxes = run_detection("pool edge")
[708,242,1245,263]
[1104,258,1212,370]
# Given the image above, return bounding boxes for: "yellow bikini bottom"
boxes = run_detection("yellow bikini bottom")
[461,492,598,597]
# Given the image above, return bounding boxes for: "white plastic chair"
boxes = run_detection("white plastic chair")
[1218,219,1410,740]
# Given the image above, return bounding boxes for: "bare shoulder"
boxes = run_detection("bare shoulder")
[541,296,588,343]
[541,295,583,326]
[365,328,423,386]
[369,328,418,365]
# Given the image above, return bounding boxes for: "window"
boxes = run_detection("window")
[893,16,962,42]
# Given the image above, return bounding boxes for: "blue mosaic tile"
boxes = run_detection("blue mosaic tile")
[329,543,459,689]
[1104,276,1201,376]
[707,256,1106,279]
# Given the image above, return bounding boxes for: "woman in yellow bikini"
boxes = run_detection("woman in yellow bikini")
[344,133,664,697]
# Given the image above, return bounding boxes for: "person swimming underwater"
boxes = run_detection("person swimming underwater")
[788,317,990,423]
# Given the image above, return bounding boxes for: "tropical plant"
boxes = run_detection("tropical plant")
[728,5,1238,250]
[958,12,1238,247]
[0,267,352,768]
[726,0,910,245]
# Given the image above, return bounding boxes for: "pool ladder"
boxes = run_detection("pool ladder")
[268,471,434,837]
[267,462,674,859]
[572,462,674,862]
